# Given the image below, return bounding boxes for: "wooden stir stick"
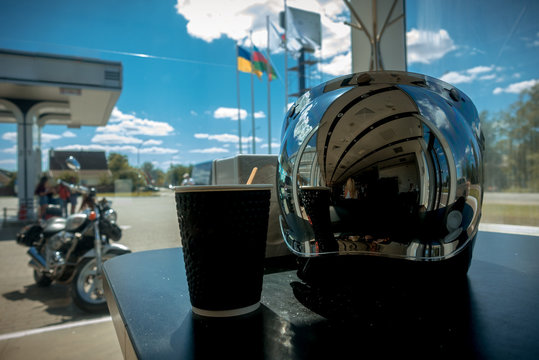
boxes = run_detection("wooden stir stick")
[246,167,258,185]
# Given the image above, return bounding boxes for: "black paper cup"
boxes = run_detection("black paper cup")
[175,185,272,317]
[300,186,338,253]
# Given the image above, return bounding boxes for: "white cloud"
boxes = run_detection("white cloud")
[159,159,181,169]
[2,132,17,142]
[407,28,456,64]
[195,133,263,144]
[213,107,247,121]
[62,130,77,138]
[189,147,230,154]
[466,65,494,75]
[195,133,239,142]
[239,136,263,146]
[101,107,174,136]
[41,133,62,143]
[56,144,135,153]
[143,139,163,146]
[261,142,281,149]
[56,143,178,155]
[0,159,16,165]
[320,52,351,76]
[525,32,539,47]
[493,79,539,95]
[440,65,498,85]
[2,145,16,153]
[92,133,143,145]
[3,130,76,144]
[139,146,178,154]
[254,111,265,119]
[174,0,350,75]
[479,74,496,81]
[175,0,265,42]
[440,71,474,84]
[109,107,137,123]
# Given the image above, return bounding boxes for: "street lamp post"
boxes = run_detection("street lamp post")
[137,143,143,168]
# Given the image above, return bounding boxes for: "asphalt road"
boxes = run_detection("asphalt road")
[483,192,539,205]
[0,190,537,359]
[0,190,181,359]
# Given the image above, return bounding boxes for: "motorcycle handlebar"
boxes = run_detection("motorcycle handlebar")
[57,179,90,195]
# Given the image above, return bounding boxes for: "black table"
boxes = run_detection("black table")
[103,231,539,359]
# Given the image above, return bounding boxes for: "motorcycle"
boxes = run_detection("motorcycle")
[16,157,131,312]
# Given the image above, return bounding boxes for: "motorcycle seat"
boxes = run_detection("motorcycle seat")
[43,218,67,236]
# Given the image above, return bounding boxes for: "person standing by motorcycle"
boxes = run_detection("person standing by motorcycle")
[68,176,79,214]
[57,181,70,217]
[34,176,52,220]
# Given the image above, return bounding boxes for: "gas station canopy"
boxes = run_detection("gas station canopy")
[0,48,122,220]
[0,48,122,127]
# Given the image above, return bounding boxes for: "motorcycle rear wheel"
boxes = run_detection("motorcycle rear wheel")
[71,251,126,313]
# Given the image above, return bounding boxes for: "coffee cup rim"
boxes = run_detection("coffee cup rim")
[174,184,273,193]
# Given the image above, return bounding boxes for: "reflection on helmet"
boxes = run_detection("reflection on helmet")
[277,71,484,262]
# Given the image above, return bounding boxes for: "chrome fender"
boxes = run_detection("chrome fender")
[81,243,131,259]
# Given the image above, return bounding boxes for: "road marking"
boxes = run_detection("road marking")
[0,316,112,341]
[480,223,539,237]
[120,225,131,230]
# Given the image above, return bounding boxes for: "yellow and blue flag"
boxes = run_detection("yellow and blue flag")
[237,46,253,74]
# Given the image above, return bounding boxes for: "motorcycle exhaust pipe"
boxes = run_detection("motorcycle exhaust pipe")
[28,247,47,271]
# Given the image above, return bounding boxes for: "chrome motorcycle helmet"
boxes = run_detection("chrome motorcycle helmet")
[277,71,484,283]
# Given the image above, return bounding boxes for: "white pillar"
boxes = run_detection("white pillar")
[0,99,37,220]
[18,109,38,220]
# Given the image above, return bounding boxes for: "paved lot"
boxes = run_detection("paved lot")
[483,192,539,205]
[0,190,181,359]
[0,190,537,359]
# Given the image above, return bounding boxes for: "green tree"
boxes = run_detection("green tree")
[153,169,165,186]
[117,169,145,191]
[165,164,193,186]
[503,84,539,191]
[107,152,145,191]
[140,162,166,186]
[485,83,539,192]
[481,111,508,190]
[108,153,130,173]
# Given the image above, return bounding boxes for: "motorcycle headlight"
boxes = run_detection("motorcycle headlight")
[103,209,117,223]
[277,71,484,268]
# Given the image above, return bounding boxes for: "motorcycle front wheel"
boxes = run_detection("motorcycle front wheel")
[71,251,127,313]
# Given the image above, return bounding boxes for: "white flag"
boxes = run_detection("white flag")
[269,20,302,57]
[268,21,285,53]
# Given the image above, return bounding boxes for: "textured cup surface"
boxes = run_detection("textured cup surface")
[175,185,271,316]
[299,187,338,253]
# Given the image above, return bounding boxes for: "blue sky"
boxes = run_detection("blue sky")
[0,0,538,172]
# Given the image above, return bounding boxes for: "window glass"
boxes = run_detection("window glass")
[0,0,537,228]
[406,0,539,228]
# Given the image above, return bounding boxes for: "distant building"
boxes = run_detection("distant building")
[48,150,111,186]
[0,169,12,187]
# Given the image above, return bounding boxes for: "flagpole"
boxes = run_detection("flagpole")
[284,0,288,114]
[266,15,272,155]
[236,44,243,154]
[250,31,256,154]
